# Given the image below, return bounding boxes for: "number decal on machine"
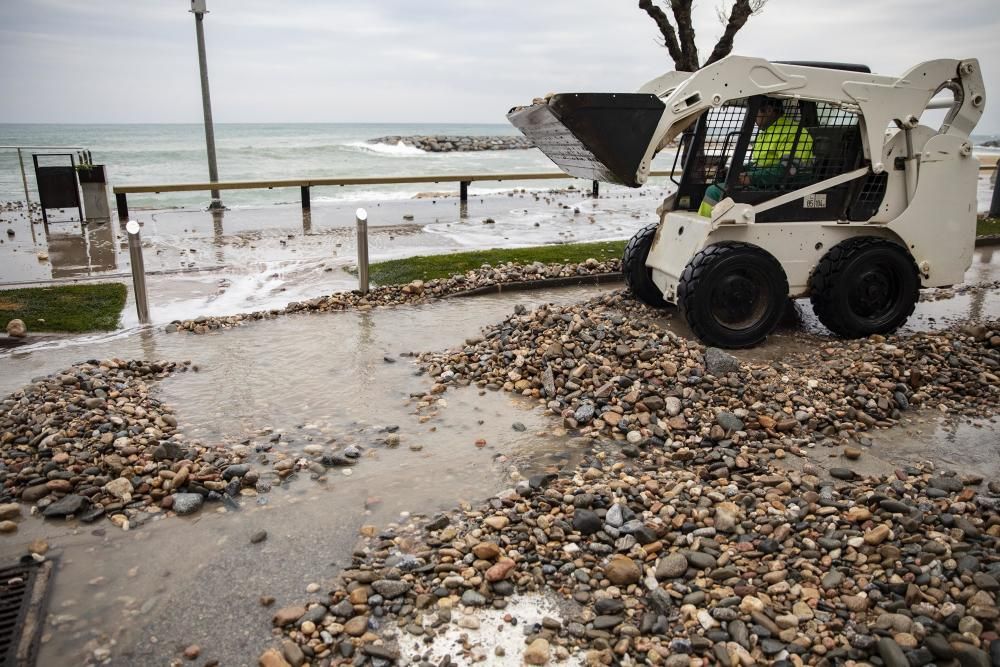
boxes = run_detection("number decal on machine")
[804,194,827,209]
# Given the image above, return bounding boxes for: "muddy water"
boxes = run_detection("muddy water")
[0,287,608,666]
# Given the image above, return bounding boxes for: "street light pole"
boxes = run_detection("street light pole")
[191,0,222,209]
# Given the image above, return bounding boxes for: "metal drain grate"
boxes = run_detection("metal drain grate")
[0,559,53,667]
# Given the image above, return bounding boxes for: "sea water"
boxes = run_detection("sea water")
[3,124,997,211]
[0,123,568,209]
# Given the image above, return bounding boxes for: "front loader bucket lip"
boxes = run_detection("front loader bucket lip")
[507,92,665,187]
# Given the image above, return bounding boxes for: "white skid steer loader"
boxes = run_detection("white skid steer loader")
[507,57,986,347]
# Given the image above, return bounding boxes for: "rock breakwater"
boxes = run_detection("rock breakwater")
[368,135,534,152]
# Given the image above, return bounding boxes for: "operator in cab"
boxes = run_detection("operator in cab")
[699,97,814,217]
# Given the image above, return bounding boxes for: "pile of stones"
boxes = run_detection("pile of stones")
[0,359,258,529]
[165,258,620,335]
[265,294,999,666]
[421,292,1000,437]
[268,450,998,666]
[368,136,534,152]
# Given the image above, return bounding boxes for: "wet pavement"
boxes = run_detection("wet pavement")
[1,185,665,327]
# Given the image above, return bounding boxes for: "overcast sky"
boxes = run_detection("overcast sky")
[1,0,997,132]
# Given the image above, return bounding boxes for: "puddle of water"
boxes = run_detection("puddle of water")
[863,413,1000,478]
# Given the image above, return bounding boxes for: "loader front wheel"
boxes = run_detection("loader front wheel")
[622,222,667,307]
[809,237,919,338]
[678,242,788,348]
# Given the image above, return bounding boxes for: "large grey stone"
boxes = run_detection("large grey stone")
[371,579,411,599]
[716,411,744,433]
[42,494,88,518]
[573,509,602,535]
[656,553,689,580]
[705,347,740,376]
[172,493,204,515]
[877,638,909,667]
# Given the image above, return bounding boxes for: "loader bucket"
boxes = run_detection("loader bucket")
[507,93,665,187]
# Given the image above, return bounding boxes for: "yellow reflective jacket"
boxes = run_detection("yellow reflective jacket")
[751,116,813,167]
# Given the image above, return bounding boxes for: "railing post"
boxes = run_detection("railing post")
[592,180,599,198]
[990,168,1000,218]
[16,148,31,209]
[356,208,369,295]
[116,192,129,222]
[301,185,311,210]
[460,180,470,203]
[125,220,150,325]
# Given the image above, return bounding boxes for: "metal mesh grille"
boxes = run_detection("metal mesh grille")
[736,98,862,193]
[0,560,47,667]
[849,171,889,220]
[692,102,749,184]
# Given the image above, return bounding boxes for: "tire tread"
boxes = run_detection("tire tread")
[622,222,667,307]
[808,236,919,338]
[678,241,788,347]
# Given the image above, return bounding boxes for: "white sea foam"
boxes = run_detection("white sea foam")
[312,189,423,203]
[0,327,141,360]
[343,140,427,156]
[145,257,356,326]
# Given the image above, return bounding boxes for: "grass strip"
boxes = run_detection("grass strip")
[0,282,127,333]
[977,217,1000,237]
[367,240,626,285]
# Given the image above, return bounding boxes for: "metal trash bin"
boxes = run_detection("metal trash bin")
[32,153,83,224]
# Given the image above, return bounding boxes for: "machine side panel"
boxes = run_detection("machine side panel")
[886,134,978,286]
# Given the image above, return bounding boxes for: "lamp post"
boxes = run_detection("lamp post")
[191,0,222,209]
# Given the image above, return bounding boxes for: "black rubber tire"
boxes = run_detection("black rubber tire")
[808,237,919,338]
[622,222,667,307]
[678,241,789,348]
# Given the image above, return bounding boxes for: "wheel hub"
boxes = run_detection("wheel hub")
[851,267,895,317]
[711,271,767,329]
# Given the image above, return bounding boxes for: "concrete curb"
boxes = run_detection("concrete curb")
[444,272,624,298]
[975,235,1000,247]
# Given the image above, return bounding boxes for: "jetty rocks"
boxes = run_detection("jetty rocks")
[368,135,534,152]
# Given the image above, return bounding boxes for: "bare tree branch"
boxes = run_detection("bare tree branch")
[704,0,768,67]
[669,0,700,71]
[638,0,685,69]
[639,0,767,71]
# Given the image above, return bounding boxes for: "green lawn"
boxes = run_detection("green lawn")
[367,240,626,285]
[977,217,1000,237]
[0,283,127,333]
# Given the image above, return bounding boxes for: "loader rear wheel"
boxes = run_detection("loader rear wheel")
[622,222,667,307]
[809,237,919,338]
[678,242,788,348]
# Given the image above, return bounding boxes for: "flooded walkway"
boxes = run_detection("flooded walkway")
[1,253,1000,664]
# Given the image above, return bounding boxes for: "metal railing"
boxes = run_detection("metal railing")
[111,156,998,221]
[110,170,681,220]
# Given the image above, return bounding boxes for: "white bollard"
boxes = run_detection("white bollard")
[125,220,150,325]
[356,208,369,294]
